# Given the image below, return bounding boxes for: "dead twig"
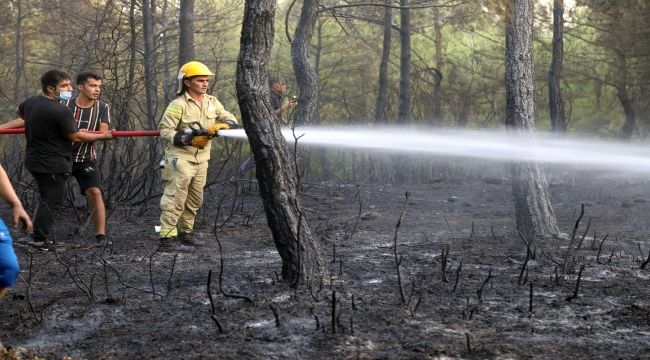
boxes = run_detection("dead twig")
[476,269,493,304]
[410,291,423,317]
[331,290,337,333]
[207,270,225,333]
[98,257,166,297]
[309,282,320,302]
[165,254,178,296]
[56,251,94,302]
[214,233,253,302]
[453,261,462,292]
[393,192,409,304]
[490,225,500,243]
[528,282,534,316]
[564,204,585,275]
[565,264,585,302]
[25,254,42,324]
[576,218,592,250]
[270,305,281,327]
[440,245,450,283]
[641,250,650,270]
[596,235,609,264]
[518,230,534,259]
[309,307,320,330]
[518,249,530,286]
[539,247,562,268]
[443,215,454,238]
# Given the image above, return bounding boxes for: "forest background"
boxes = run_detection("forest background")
[0,0,649,206]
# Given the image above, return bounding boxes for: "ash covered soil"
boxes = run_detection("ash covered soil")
[1,172,649,359]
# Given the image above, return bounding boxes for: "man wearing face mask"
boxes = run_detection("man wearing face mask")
[14,69,114,251]
[1,71,112,247]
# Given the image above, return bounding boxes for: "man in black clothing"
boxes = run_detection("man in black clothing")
[1,71,112,245]
[268,77,297,125]
[17,69,113,251]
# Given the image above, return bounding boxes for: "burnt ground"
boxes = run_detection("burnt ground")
[0,170,649,359]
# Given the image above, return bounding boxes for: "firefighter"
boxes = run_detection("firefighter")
[157,61,238,250]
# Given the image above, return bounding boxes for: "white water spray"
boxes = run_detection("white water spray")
[220,126,650,174]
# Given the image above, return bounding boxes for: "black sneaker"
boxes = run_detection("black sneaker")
[16,233,35,246]
[29,240,54,252]
[95,234,113,246]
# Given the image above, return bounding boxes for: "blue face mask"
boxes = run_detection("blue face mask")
[58,91,72,101]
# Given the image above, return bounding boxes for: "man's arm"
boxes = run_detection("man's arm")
[0,118,25,129]
[68,130,113,143]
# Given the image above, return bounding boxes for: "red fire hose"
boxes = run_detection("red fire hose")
[0,128,160,137]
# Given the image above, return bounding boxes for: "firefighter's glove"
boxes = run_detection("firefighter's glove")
[207,123,231,137]
[191,135,211,148]
[225,119,239,129]
[173,129,211,148]
[173,129,195,147]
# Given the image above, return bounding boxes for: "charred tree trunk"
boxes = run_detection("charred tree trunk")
[13,0,23,105]
[141,0,161,204]
[291,0,320,126]
[374,0,392,124]
[505,0,559,243]
[615,52,636,139]
[142,0,157,129]
[432,7,443,126]
[178,0,195,66]
[397,0,411,124]
[618,88,636,140]
[548,0,566,133]
[236,0,324,286]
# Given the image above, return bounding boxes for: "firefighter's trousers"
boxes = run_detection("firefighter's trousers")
[159,156,208,238]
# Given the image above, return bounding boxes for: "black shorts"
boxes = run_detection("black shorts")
[72,161,102,194]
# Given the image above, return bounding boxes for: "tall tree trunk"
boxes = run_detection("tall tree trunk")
[397,0,411,124]
[616,52,636,139]
[505,0,559,243]
[374,0,392,124]
[142,0,161,206]
[142,0,157,129]
[13,0,23,105]
[549,0,566,132]
[432,6,443,126]
[237,0,324,286]
[178,0,195,66]
[291,0,320,126]
[160,0,173,101]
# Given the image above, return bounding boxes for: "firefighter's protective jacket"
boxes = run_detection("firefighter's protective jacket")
[159,92,237,162]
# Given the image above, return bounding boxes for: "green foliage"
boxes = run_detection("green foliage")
[1,0,649,190]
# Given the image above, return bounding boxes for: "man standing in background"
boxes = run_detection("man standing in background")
[268,77,297,125]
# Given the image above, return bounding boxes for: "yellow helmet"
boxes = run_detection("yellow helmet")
[176,61,214,94]
[178,61,214,79]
